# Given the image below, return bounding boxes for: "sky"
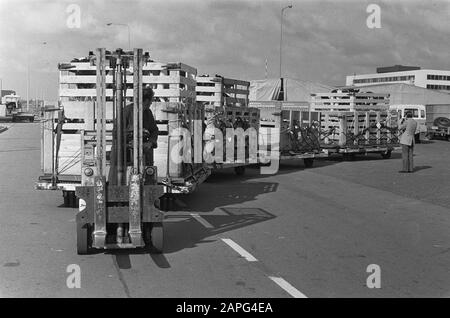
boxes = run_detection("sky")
[0,0,449,102]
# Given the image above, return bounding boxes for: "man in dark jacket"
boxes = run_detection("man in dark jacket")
[108,86,158,184]
[123,86,159,165]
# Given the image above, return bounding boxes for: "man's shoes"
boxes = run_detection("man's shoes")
[398,170,409,173]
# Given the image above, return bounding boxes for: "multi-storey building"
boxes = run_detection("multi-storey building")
[346,65,450,92]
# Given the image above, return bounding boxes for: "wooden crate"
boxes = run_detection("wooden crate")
[319,110,400,148]
[150,102,205,180]
[250,101,321,154]
[311,91,390,112]
[59,60,197,104]
[41,53,198,179]
[196,75,249,109]
[204,106,260,164]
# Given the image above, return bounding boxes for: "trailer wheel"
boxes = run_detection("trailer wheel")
[381,150,392,159]
[76,222,91,255]
[234,166,246,175]
[151,222,164,253]
[303,158,314,168]
[343,153,355,161]
[64,191,79,208]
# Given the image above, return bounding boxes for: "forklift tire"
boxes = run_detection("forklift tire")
[303,158,314,168]
[381,150,392,159]
[76,222,91,255]
[150,222,164,253]
[234,166,246,175]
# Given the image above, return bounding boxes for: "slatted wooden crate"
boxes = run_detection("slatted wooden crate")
[204,106,260,164]
[41,53,198,178]
[150,102,205,181]
[319,110,400,147]
[311,91,390,112]
[196,75,250,109]
[249,101,322,154]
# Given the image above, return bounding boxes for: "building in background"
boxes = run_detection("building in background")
[346,65,450,92]
[342,83,450,126]
[196,75,250,109]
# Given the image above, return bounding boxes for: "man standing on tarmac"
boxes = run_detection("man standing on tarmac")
[398,112,418,173]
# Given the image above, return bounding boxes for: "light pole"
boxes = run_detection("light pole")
[106,23,131,49]
[27,41,47,111]
[279,5,293,79]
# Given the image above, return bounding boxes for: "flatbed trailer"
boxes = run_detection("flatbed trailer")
[311,90,400,159]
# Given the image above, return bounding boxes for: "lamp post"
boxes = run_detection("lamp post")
[106,23,131,49]
[279,5,293,79]
[27,41,47,111]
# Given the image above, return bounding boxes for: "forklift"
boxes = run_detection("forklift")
[75,48,164,254]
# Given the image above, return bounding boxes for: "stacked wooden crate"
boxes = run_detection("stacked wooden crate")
[310,90,399,148]
[310,90,390,112]
[196,75,250,110]
[41,54,198,181]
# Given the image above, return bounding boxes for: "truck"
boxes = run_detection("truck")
[0,94,35,122]
[427,117,450,141]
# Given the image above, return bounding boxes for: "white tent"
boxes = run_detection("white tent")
[249,78,333,102]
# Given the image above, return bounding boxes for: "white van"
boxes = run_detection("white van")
[389,104,427,141]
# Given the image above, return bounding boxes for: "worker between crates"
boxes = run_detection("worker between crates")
[123,85,159,166]
[108,86,159,184]
[399,112,418,173]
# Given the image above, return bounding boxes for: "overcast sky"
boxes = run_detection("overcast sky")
[0,0,449,101]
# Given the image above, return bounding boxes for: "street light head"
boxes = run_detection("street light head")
[106,23,112,26]
[288,5,293,8]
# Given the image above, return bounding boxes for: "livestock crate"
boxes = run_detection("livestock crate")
[311,91,390,112]
[39,52,205,192]
[319,110,400,151]
[196,75,250,109]
[150,101,206,182]
[204,106,260,169]
[250,101,323,155]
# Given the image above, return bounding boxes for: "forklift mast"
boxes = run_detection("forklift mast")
[75,48,164,254]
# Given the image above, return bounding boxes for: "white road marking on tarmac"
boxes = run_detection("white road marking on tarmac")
[221,238,258,262]
[269,276,307,298]
[190,213,214,229]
